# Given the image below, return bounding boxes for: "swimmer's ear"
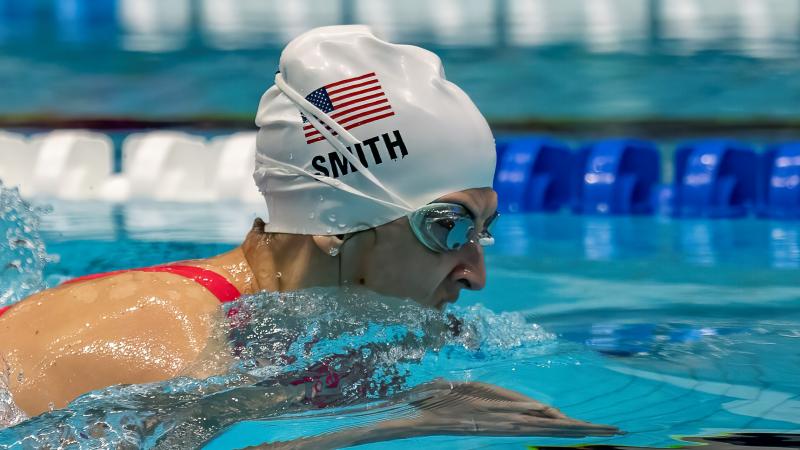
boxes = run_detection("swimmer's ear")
[312,234,346,257]
[242,218,268,254]
[250,217,267,233]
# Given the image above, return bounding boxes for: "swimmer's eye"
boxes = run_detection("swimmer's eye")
[408,202,487,253]
[438,218,456,230]
[425,217,452,246]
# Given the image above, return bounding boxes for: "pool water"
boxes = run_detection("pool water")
[2,192,800,449]
[4,1,800,123]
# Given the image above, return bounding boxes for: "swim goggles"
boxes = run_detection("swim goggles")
[408,203,499,253]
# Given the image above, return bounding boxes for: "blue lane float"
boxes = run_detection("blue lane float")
[55,0,117,42]
[0,0,38,40]
[493,136,514,170]
[572,138,660,215]
[650,184,675,217]
[494,137,572,213]
[673,139,757,218]
[759,142,800,219]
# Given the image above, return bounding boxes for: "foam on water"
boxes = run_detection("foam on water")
[0,363,26,430]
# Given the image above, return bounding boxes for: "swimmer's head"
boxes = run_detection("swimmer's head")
[252,25,497,307]
[254,25,495,234]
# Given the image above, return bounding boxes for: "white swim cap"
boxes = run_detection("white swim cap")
[253,25,495,235]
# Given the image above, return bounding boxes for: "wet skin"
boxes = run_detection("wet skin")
[0,187,619,442]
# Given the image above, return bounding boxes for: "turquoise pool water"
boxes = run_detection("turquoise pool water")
[3,1,800,122]
[2,192,799,448]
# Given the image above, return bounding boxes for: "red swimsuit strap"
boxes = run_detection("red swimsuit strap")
[62,264,242,303]
[1,265,241,319]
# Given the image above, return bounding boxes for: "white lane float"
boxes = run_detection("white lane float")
[208,132,263,204]
[28,130,114,200]
[0,131,36,197]
[118,131,214,202]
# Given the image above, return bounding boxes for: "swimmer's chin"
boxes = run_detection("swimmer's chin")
[435,293,460,311]
[337,284,455,311]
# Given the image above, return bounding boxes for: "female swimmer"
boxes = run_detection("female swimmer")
[0,25,618,442]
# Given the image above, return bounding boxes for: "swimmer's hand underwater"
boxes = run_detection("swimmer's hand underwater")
[250,379,621,449]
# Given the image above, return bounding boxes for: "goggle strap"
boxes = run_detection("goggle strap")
[255,153,414,213]
[274,73,413,211]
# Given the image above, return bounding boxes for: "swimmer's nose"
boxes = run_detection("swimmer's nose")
[449,242,487,291]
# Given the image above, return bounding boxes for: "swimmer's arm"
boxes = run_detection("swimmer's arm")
[247,380,620,449]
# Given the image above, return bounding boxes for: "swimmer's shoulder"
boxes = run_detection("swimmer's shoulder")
[14,246,254,318]
[40,266,225,315]
[0,263,239,416]
[0,248,257,416]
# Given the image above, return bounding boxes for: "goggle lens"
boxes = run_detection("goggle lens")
[409,203,499,253]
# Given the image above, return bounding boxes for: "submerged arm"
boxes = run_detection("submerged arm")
[241,379,621,450]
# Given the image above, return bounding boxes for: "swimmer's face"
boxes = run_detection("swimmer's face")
[346,187,497,309]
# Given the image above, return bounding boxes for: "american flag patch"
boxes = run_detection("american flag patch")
[301,72,395,144]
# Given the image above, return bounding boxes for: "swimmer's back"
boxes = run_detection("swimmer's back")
[0,248,252,416]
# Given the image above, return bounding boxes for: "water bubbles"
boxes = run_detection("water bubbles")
[337,223,347,229]
[288,153,294,161]
[326,227,333,234]
[318,195,325,202]
[328,246,340,257]
[1,183,50,307]
[48,402,54,412]
[0,368,27,428]
[328,213,337,223]
[308,212,315,220]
